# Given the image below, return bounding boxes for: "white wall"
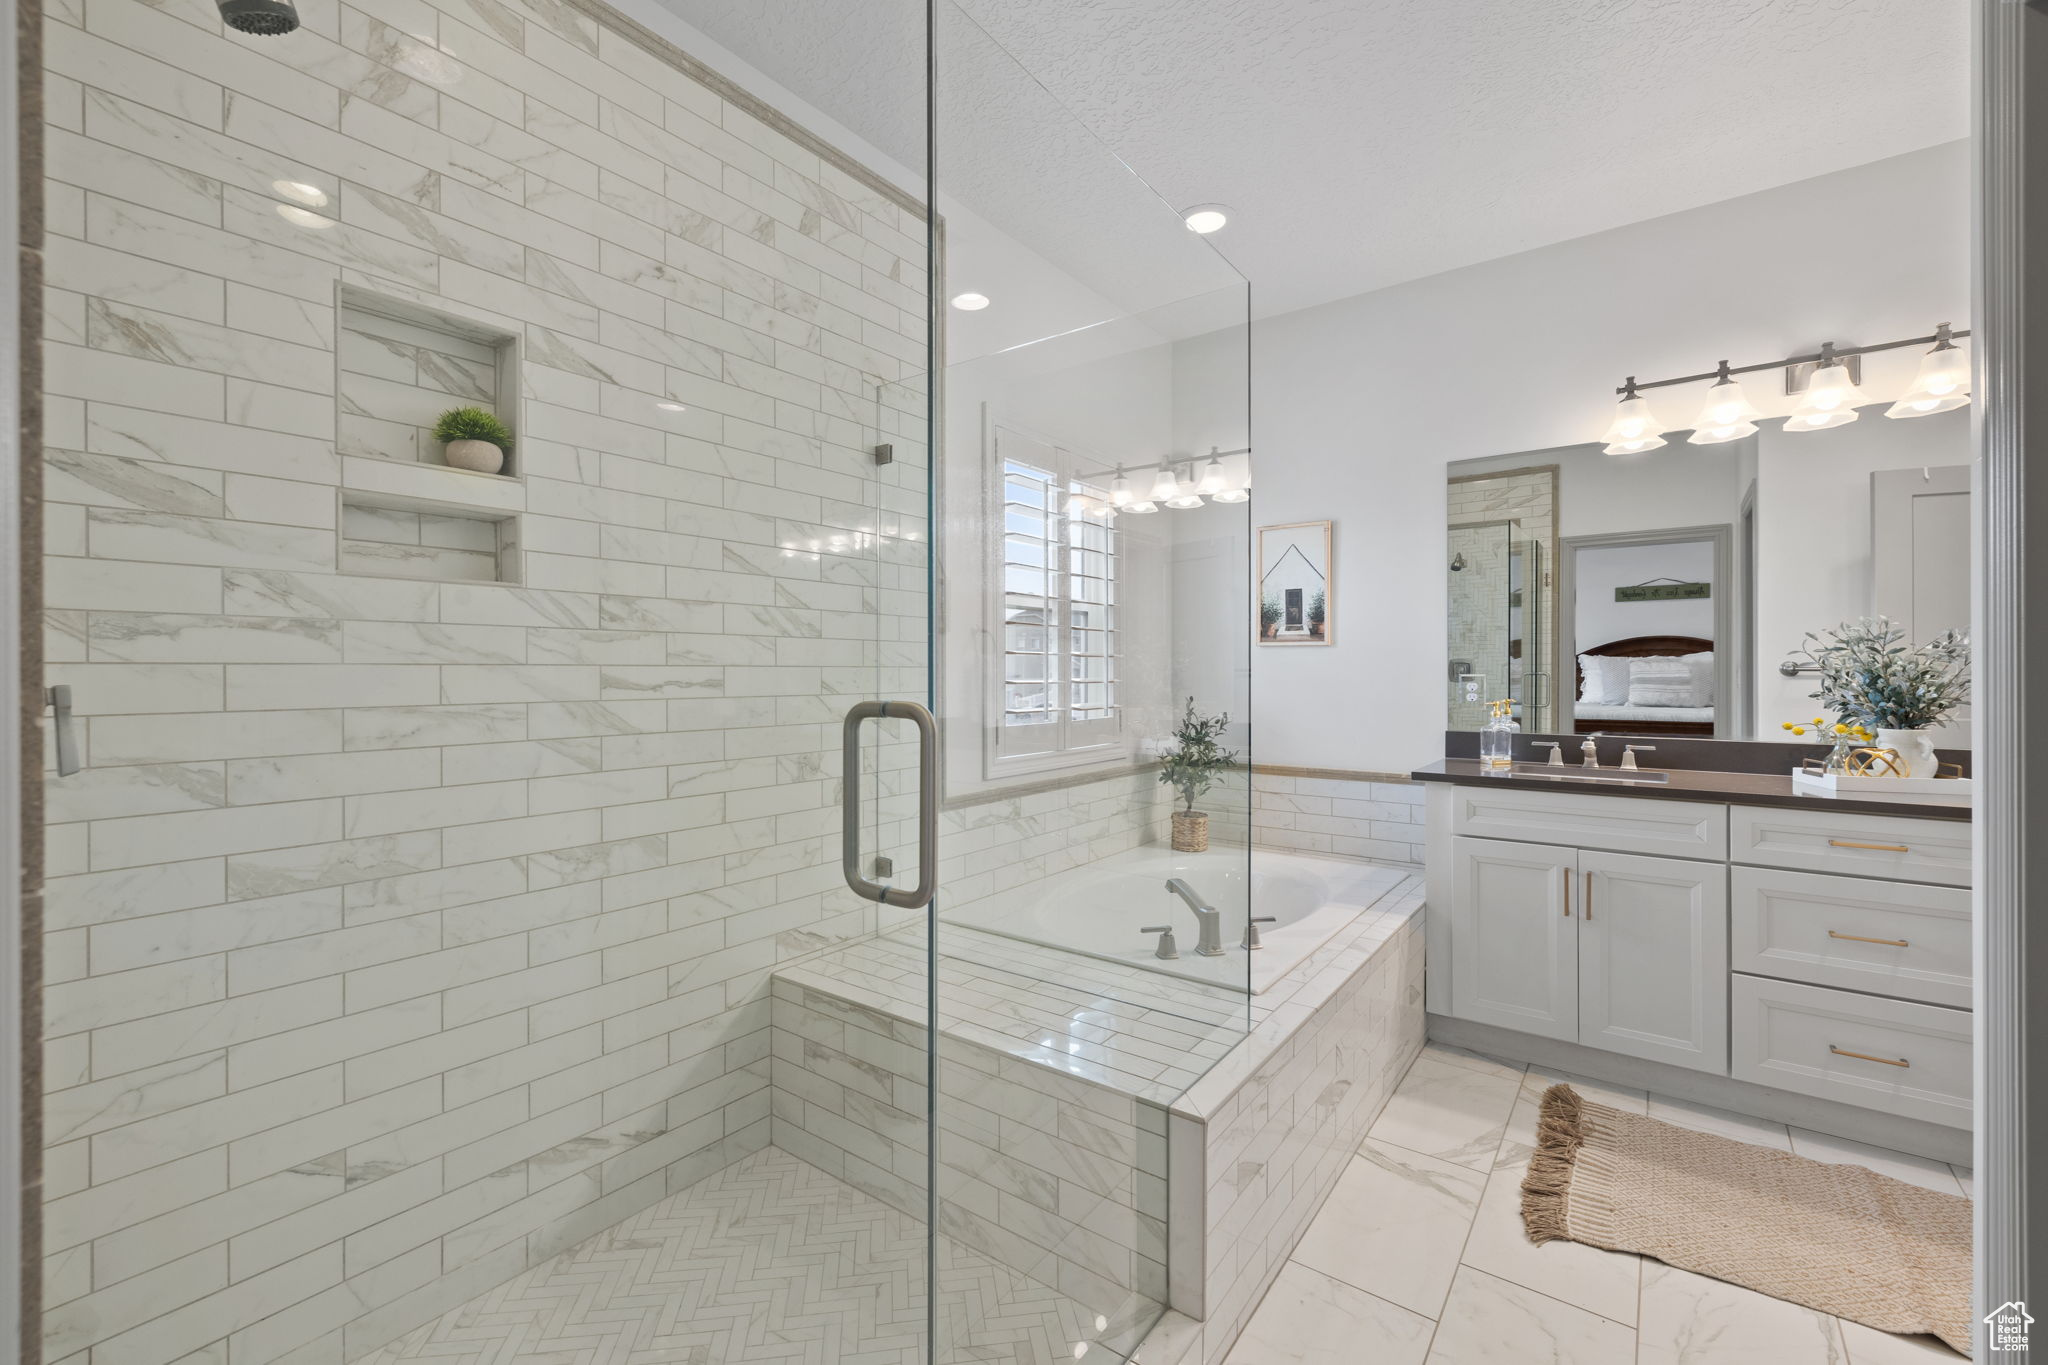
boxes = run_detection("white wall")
[1237,141,1970,773]
[1573,540,1717,648]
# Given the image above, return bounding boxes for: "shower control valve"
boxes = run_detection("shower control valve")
[1140,925,1180,960]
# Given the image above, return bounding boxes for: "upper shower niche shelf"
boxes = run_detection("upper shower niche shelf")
[336,283,524,485]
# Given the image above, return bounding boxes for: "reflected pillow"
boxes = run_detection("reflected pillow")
[1682,650,1715,705]
[1578,654,1631,705]
[1628,658,1700,708]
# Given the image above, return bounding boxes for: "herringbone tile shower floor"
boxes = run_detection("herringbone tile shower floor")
[354,1146,1150,1365]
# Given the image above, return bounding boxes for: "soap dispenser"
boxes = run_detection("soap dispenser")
[1481,700,1518,769]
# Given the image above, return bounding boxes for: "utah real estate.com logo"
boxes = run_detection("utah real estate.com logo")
[1988,1301,2033,1352]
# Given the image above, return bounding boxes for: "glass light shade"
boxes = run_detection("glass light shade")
[1147,467,1180,501]
[1164,480,1205,509]
[1886,343,1971,419]
[1786,360,1862,432]
[1209,485,1249,503]
[1685,376,1762,445]
[1196,456,1228,496]
[1121,500,1158,514]
[1601,394,1666,455]
[1109,473,1132,507]
[1067,493,1098,518]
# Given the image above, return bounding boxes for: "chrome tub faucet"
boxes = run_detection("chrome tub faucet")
[1164,878,1227,956]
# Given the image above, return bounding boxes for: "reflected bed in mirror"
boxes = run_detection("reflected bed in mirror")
[1447,402,1971,745]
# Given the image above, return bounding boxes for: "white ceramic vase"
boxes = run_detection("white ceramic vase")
[444,439,505,474]
[1876,727,1938,779]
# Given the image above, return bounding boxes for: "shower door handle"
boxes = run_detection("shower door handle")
[841,700,938,909]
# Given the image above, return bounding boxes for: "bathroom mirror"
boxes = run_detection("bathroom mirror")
[1445,403,1972,744]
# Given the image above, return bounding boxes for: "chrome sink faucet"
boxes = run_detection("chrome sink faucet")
[1165,878,1226,956]
[1581,733,1604,768]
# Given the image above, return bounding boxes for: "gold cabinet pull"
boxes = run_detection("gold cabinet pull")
[1584,870,1593,922]
[1829,1044,1910,1068]
[1828,929,1910,947]
[1562,865,1571,917]
[1829,839,1910,852]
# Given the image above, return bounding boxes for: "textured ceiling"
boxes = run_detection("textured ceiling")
[665,0,1968,320]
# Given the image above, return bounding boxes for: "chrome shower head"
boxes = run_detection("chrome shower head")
[218,0,299,35]
[1449,552,1467,572]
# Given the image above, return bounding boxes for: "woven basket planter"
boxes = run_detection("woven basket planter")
[1171,810,1209,853]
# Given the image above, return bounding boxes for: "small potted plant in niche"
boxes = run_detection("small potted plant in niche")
[432,405,512,475]
[1160,696,1236,853]
[1309,589,1327,639]
[1785,617,1970,778]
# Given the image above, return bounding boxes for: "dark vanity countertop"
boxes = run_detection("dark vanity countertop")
[1409,759,1973,822]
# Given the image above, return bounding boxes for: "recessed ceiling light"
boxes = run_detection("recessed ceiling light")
[656,401,687,411]
[1182,205,1229,234]
[275,203,335,230]
[950,292,990,311]
[271,179,328,208]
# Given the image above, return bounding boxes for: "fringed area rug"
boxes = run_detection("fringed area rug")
[1521,1084,1972,1356]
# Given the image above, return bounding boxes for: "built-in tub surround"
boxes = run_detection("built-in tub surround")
[38,3,929,1362]
[942,845,1410,991]
[776,877,1426,1365]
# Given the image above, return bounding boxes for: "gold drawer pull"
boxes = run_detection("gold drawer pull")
[1827,930,1911,947]
[1829,839,1910,852]
[1562,865,1571,917]
[1829,1044,1910,1069]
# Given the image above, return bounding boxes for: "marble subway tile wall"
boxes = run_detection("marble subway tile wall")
[1251,772,1425,867]
[38,0,928,1359]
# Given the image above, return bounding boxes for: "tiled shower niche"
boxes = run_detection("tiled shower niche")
[337,285,522,478]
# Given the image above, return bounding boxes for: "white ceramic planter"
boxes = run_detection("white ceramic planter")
[1876,727,1938,778]
[444,438,505,474]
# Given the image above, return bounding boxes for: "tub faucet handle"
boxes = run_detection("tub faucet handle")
[1532,740,1564,767]
[1139,925,1180,960]
[1242,916,1278,951]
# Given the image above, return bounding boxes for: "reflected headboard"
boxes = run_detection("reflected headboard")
[1574,635,1715,736]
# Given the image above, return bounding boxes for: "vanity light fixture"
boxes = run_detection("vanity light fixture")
[1182,205,1229,234]
[1686,362,1761,445]
[1600,323,1972,451]
[1164,470,1206,509]
[1108,466,1133,508]
[1786,343,1862,431]
[1148,466,1181,503]
[1886,324,1971,418]
[950,292,991,311]
[1601,380,1667,455]
[1196,451,1229,496]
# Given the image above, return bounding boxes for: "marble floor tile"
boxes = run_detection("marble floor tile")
[1288,1139,1486,1318]
[1423,1264,1635,1365]
[1637,1261,1846,1364]
[1787,1129,1966,1196]
[1837,1319,1969,1363]
[1455,1153,1642,1327]
[1415,1041,1526,1082]
[1367,1052,1524,1170]
[1492,1092,1543,1172]
[1222,1261,1433,1365]
[1647,1094,1793,1150]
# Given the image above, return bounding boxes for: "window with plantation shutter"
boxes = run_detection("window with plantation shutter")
[993,425,1121,767]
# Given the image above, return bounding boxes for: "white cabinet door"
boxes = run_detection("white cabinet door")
[1449,836,1578,1042]
[1577,849,1729,1074]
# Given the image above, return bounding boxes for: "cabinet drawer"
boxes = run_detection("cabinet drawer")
[1731,867,1971,1008]
[1729,805,1970,887]
[1449,786,1726,859]
[1730,975,1971,1129]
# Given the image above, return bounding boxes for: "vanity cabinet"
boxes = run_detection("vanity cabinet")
[1432,782,1972,1124]
[1448,835,1727,1073]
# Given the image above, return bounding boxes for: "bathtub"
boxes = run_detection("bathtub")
[939,845,1409,993]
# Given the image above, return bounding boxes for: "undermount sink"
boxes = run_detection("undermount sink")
[1499,762,1670,785]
